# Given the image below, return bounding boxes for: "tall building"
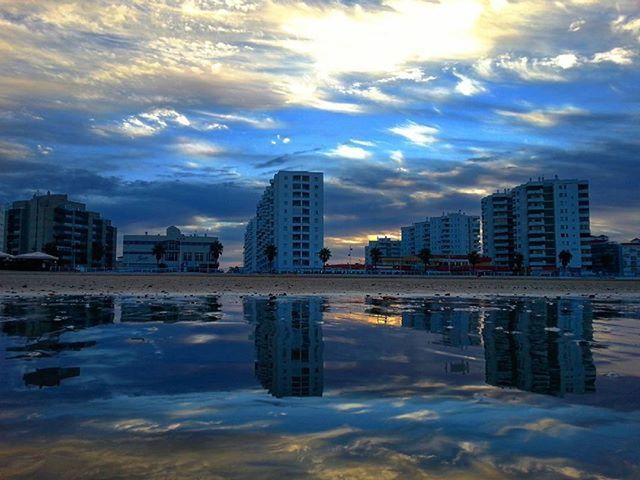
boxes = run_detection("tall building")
[400,213,480,257]
[245,297,324,398]
[3,193,116,268]
[481,191,513,268]
[365,236,402,265]
[481,177,591,272]
[244,171,324,273]
[122,226,220,271]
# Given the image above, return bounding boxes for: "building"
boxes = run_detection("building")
[481,191,513,268]
[590,235,621,276]
[481,177,591,273]
[122,226,219,271]
[245,297,324,398]
[365,236,402,265]
[400,213,480,258]
[3,193,116,269]
[621,238,640,277]
[244,171,324,273]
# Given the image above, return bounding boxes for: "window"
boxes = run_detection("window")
[195,252,204,262]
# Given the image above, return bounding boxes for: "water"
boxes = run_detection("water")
[1,294,639,479]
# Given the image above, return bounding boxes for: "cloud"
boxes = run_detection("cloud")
[326,145,372,160]
[496,106,589,127]
[389,122,439,146]
[94,109,192,138]
[453,72,486,96]
[196,111,281,130]
[350,139,376,147]
[173,139,224,157]
[0,140,31,160]
[591,47,636,65]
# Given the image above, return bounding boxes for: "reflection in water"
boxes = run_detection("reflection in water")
[23,367,80,388]
[482,299,596,396]
[245,297,324,398]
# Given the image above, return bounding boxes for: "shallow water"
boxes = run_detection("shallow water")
[1,294,639,479]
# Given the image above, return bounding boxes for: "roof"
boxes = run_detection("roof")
[0,252,15,259]
[14,251,58,260]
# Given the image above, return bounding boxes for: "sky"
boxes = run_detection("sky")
[0,0,639,267]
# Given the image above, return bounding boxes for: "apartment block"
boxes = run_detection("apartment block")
[3,193,116,268]
[400,213,480,258]
[365,236,402,265]
[481,177,591,272]
[244,171,324,273]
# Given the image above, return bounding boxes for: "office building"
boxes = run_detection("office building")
[3,193,116,269]
[481,177,591,272]
[244,171,324,273]
[621,238,640,277]
[400,212,480,257]
[122,225,219,271]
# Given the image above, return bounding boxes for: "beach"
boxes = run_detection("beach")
[1,271,638,298]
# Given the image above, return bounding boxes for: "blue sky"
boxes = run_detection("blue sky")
[0,0,639,266]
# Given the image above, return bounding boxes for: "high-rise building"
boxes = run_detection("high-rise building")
[244,171,324,273]
[122,226,220,271]
[481,177,591,272]
[400,213,480,257]
[3,193,116,269]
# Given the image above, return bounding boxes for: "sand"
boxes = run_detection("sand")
[1,271,639,299]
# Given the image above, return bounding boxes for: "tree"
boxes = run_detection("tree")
[209,240,224,270]
[558,250,573,272]
[369,247,382,271]
[151,242,166,268]
[467,250,481,274]
[318,247,332,271]
[513,252,524,276]
[92,242,104,264]
[418,248,432,273]
[42,242,60,258]
[265,244,277,273]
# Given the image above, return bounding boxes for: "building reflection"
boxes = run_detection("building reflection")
[482,299,596,396]
[244,297,324,398]
[23,367,80,388]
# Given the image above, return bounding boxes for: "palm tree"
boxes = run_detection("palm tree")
[265,244,277,273]
[418,248,431,273]
[209,240,224,270]
[467,250,481,274]
[513,252,524,276]
[558,250,573,274]
[152,242,166,268]
[318,247,332,271]
[369,247,382,271]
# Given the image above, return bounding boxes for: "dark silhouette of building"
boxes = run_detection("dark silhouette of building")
[3,193,116,269]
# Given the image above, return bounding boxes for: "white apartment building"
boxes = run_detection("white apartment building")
[244,171,324,273]
[400,213,480,257]
[481,177,591,272]
[122,225,220,271]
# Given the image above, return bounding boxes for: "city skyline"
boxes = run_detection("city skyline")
[1,1,639,267]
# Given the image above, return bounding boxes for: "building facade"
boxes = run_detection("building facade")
[244,171,324,273]
[122,226,220,271]
[621,238,640,277]
[590,235,621,276]
[365,236,402,265]
[3,193,116,269]
[481,178,591,272]
[400,213,480,258]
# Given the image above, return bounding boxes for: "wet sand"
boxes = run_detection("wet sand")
[1,271,638,298]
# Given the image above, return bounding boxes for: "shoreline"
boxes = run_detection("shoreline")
[1,271,639,299]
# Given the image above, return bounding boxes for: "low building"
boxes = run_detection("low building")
[621,238,640,277]
[3,193,116,269]
[122,226,220,271]
[590,235,621,276]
